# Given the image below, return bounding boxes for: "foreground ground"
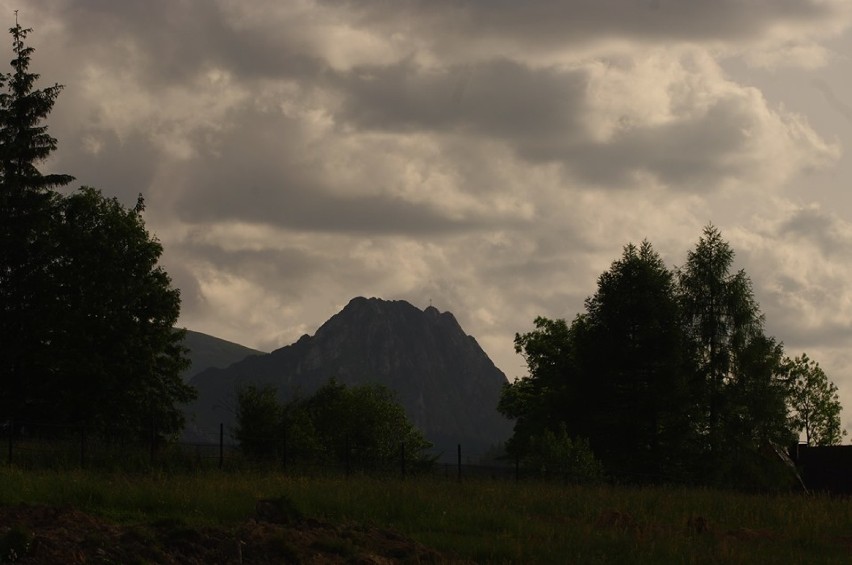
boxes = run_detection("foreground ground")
[1,468,851,563]
[0,502,448,564]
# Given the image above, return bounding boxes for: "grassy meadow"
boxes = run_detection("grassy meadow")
[1,467,850,563]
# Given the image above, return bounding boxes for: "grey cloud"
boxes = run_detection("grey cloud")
[168,108,497,235]
[159,256,206,318]
[332,56,785,191]
[31,0,837,201]
[325,0,842,50]
[813,79,852,124]
[40,0,841,97]
[37,0,328,85]
[768,316,852,350]
[177,178,489,236]
[52,129,160,204]
[177,244,324,294]
[776,207,852,258]
[335,58,588,140]
[569,97,758,189]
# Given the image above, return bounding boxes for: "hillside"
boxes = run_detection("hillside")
[179,329,265,382]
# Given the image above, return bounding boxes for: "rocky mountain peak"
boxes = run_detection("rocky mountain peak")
[185,297,512,453]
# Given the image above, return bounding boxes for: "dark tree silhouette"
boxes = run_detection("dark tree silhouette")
[0,22,193,440]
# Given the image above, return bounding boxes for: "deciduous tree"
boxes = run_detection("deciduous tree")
[499,316,589,456]
[235,379,433,467]
[52,187,194,438]
[502,226,801,489]
[784,354,846,446]
[234,385,284,460]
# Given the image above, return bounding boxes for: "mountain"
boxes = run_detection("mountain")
[179,329,264,382]
[184,297,513,454]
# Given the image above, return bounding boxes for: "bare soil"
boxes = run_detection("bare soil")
[0,503,450,564]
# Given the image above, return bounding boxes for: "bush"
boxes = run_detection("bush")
[522,424,603,483]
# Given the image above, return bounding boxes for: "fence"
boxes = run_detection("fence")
[1,420,529,481]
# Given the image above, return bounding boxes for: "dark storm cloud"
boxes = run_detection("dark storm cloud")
[39,0,845,95]
[335,58,587,139]
[333,56,762,190]
[177,180,484,236]
[325,0,841,49]
[27,0,839,216]
[38,0,329,85]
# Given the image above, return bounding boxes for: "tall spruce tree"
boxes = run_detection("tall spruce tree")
[0,20,73,190]
[0,20,73,426]
[580,241,694,481]
[0,21,194,439]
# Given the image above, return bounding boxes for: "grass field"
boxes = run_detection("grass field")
[1,467,850,563]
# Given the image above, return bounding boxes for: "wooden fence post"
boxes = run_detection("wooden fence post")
[345,435,351,477]
[80,425,87,469]
[149,414,156,466]
[219,423,224,470]
[281,424,287,472]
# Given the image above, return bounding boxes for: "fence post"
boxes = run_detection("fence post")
[345,435,351,477]
[7,419,12,466]
[400,442,406,479]
[219,423,224,470]
[80,425,87,469]
[149,414,156,466]
[281,423,287,472]
[457,444,462,482]
[515,454,519,482]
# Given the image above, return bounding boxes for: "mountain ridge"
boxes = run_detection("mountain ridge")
[184,297,512,453]
[179,329,265,382]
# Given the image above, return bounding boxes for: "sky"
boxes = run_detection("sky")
[11,1,852,434]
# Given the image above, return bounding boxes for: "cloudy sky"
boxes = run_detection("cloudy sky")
[12,1,852,432]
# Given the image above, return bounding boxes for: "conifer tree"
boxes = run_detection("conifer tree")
[0,20,194,439]
[0,19,73,426]
[0,18,73,191]
[677,225,793,484]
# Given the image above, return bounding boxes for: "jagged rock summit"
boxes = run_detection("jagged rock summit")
[186,297,512,453]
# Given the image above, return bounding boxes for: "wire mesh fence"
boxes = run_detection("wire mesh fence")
[6,421,810,488]
[1,420,531,481]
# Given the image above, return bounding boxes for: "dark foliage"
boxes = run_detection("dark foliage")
[501,227,804,489]
[0,23,193,441]
[235,379,433,468]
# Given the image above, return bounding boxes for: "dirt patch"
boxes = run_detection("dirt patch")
[0,503,449,564]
